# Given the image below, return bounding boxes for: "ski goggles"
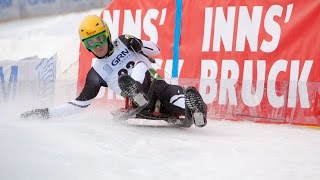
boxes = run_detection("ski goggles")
[82,31,109,50]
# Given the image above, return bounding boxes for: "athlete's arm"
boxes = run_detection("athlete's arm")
[48,68,105,118]
[21,68,106,119]
[140,40,160,56]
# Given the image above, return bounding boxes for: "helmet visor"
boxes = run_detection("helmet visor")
[83,31,108,50]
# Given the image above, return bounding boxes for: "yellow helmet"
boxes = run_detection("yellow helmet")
[79,15,111,41]
[79,15,114,56]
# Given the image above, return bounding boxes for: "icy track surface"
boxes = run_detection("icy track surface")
[0,8,320,180]
[1,103,320,180]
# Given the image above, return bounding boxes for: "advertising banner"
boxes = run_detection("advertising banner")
[78,0,320,125]
[179,0,320,125]
[0,55,56,104]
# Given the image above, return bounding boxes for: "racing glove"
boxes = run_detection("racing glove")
[128,37,143,53]
[20,108,50,119]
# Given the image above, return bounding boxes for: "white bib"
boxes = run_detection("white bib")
[93,38,151,94]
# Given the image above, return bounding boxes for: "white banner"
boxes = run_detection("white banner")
[0,55,56,103]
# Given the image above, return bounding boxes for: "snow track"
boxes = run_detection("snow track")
[1,103,319,180]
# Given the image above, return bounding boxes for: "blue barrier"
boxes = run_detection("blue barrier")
[0,0,12,8]
[26,0,56,6]
[0,0,111,21]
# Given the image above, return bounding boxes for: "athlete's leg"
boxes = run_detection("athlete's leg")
[130,62,206,127]
[130,61,151,94]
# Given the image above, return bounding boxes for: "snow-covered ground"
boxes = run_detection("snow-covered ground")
[0,8,320,180]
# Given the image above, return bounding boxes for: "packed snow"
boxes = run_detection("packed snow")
[0,8,319,180]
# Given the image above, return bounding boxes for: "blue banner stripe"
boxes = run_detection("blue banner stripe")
[172,0,182,78]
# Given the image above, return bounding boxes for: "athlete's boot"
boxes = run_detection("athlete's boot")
[185,87,207,127]
[118,74,148,108]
